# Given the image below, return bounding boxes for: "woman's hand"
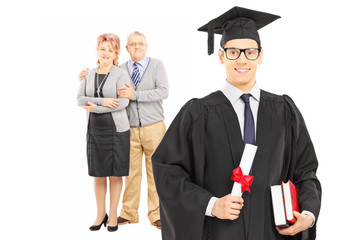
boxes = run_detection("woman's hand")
[82,101,95,112]
[103,98,119,109]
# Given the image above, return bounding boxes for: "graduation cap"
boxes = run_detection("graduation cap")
[198,7,281,55]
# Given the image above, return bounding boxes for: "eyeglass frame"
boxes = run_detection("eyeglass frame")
[127,42,147,48]
[222,47,262,61]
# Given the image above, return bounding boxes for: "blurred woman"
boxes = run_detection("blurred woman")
[77,33,131,232]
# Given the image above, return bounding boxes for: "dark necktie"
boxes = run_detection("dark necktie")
[240,93,256,236]
[131,63,140,86]
[240,94,255,145]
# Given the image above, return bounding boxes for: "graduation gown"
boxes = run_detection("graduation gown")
[152,90,321,240]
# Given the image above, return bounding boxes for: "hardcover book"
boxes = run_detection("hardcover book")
[270,180,299,228]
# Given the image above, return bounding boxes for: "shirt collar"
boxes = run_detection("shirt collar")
[221,80,260,104]
[129,56,149,67]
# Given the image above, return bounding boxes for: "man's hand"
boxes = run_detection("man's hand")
[276,211,314,236]
[211,194,244,220]
[103,98,119,109]
[82,101,95,112]
[118,83,134,100]
[79,68,89,81]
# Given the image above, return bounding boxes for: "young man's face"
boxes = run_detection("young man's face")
[218,38,263,92]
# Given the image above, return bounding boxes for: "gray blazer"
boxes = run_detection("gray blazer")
[77,65,131,132]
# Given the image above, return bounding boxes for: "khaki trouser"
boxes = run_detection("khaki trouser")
[120,121,166,223]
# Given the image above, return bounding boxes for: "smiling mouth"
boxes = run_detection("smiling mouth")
[235,68,250,74]
[103,56,109,59]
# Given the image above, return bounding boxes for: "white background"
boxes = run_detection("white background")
[1,0,359,239]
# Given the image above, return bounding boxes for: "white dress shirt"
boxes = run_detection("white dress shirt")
[205,80,315,227]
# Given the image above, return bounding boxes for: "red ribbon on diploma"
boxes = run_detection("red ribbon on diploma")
[231,167,254,193]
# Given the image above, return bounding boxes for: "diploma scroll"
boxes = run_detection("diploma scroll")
[231,144,257,197]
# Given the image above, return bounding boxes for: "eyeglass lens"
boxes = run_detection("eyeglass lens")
[225,48,260,60]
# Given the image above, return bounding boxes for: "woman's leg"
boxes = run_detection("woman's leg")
[109,176,123,226]
[93,177,107,225]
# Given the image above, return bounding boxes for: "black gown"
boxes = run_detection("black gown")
[87,73,130,177]
[152,90,321,240]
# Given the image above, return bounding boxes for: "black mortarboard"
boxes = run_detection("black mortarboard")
[198,7,281,55]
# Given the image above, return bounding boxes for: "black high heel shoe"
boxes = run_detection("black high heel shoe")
[107,224,118,232]
[89,214,108,231]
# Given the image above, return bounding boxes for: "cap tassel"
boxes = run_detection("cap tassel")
[207,20,215,55]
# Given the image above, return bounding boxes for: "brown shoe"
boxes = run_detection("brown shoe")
[117,216,130,225]
[152,219,161,229]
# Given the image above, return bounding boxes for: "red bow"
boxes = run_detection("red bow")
[231,167,254,193]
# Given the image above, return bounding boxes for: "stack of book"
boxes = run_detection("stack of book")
[270,180,299,228]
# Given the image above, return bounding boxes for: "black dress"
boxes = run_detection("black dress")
[86,73,130,177]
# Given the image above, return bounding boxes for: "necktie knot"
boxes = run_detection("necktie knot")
[241,94,251,103]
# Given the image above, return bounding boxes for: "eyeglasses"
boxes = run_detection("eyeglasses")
[128,42,146,47]
[222,47,262,60]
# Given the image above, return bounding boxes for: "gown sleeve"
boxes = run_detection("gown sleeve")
[152,99,213,240]
[283,95,322,238]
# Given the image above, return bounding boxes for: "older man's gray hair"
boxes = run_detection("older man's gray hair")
[127,31,147,44]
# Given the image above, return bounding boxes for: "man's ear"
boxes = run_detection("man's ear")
[218,49,224,64]
[258,48,264,65]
